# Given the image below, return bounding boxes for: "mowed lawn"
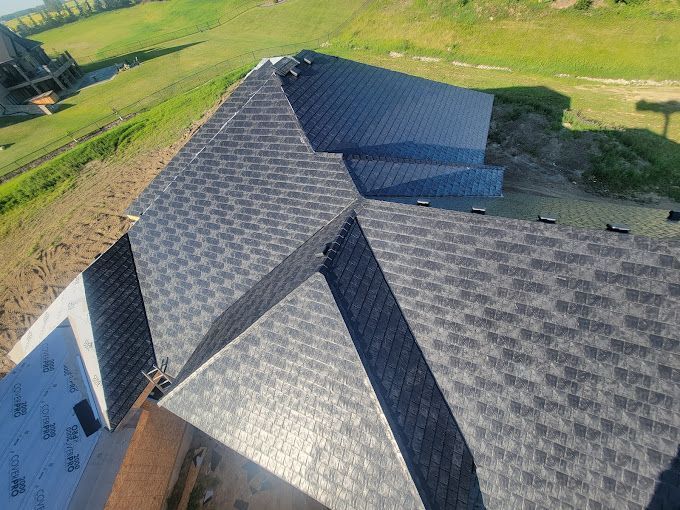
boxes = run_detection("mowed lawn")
[0,0,365,172]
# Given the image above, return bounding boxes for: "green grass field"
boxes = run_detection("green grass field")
[0,0,365,173]
[338,0,680,80]
[0,0,679,200]
[0,66,248,237]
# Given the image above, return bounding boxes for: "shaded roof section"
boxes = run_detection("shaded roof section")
[281,50,494,165]
[322,214,484,509]
[0,24,41,65]
[345,155,503,198]
[127,63,359,377]
[82,234,156,428]
[357,199,680,509]
[161,273,424,510]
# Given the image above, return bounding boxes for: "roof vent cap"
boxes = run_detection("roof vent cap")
[668,210,680,221]
[417,200,430,207]
[303,57,313,65]
[289,68,299,78]
[606,223,630,234]
[538,214,557,224]
[471,207,486,215]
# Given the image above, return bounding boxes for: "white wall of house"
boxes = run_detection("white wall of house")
[9,275,111,430]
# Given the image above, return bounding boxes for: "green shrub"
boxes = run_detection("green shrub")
[574,0,593,10]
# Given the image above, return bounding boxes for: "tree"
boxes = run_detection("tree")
[62,2,77,19]
[26,13,41,28]
[72,0,86,16]
[15,18,30,36]
[92,0,105,12]
[41,9,57,28]
[80,0,94,15]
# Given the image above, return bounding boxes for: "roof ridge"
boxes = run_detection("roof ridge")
[170,202,362,386]
[321,214,484,509]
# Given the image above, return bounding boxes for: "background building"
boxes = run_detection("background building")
[0,23,81,114]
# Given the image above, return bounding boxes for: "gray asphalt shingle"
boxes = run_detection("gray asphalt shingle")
[345,156,503,197]
[160,273,424,510]
[128,64,359,376]
[121,53,680,509]
[282,51,494,166]
[357,199,680,509]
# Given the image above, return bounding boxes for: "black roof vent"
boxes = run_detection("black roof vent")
[471,207,486,215]
[73,399,102,437]
[668,210,680,221]
[538,214,557,224]
[607,223,630,234]
[417,200,430,207]
[303,57,313,65]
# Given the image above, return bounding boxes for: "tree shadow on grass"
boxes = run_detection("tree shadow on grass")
[80,41,206,74]
[636,100,680,139]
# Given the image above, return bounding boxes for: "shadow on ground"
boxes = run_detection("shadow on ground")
[80,41,205,73]
[479,86,680,204]
[637,99,680,139]
[0,103,76,128]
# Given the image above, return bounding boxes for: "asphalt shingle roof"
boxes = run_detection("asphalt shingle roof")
[322,213,484,509]
[345,156,503,198]
[161,273,424,510]
[357,199,680,509]
[128,63,359,376]
[281,51,494,166]
[82,234,156,428]
[120,52,680,509]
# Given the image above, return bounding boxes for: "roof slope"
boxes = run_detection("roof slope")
[344,156,503,198]
[127,63,274,217]
[0,24,40,65]
[161,273,423,510]
[128,64,359,376]
[357,199,680,509]
[176,209,355,383]
[281,51,493,166]
[82,234,156,428]
[322,213,484,509]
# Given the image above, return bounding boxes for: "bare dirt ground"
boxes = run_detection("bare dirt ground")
[0,101,221,376]
[486,102,680,209]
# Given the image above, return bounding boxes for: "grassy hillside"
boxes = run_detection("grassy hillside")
[0,66,248,236]
[0,0,365,173]
[332,0,680,202]
[338,0,680,80]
